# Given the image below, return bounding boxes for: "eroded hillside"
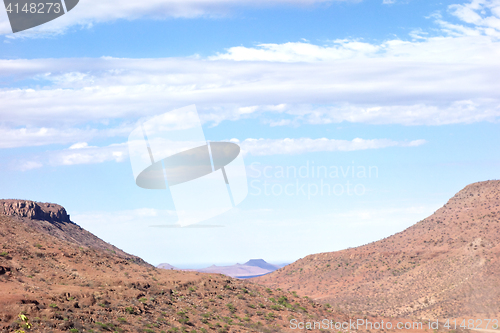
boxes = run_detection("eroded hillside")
[256,180,500,320]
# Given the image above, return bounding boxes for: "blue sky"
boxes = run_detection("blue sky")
[0,0,499,267]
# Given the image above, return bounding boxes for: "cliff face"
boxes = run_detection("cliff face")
[0,200,71,224]
[0,199,148,264]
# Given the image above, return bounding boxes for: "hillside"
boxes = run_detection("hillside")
[0,199,350,333]
[0,200,147,263]
[255,180,500,320]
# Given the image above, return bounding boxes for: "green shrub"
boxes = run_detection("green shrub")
[266,312,276,321]
[226,303,236,313]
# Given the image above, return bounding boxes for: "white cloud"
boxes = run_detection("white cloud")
[0,126,133,149]
[1,50,499,131]
[210,34,500,63]
[239,138,426,156]
[52,142,128,166]
[19,161,43,171]
[16,136,425,169]
[1,0,499,148]
[210,40,382,62]
[14,141,129,169]
[0,127,96,149]
[0,0,353,36]
[69,142,92,149]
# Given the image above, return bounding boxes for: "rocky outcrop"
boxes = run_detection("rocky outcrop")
[0,199,149,266]
[0,200,71,224]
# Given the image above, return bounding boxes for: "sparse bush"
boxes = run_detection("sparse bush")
[265,312,276,321]
[226,303,236,313]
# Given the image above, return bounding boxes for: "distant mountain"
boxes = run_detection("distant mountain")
[157,263,178,270]
[244,259,280,271]
[157,259,282,278]
[255,180,500,319]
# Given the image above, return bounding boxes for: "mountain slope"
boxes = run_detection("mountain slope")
[0,200,146,263]
[0,200,350,333]
[255,180,500,319]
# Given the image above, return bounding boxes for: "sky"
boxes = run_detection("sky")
[0,0,499,268]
